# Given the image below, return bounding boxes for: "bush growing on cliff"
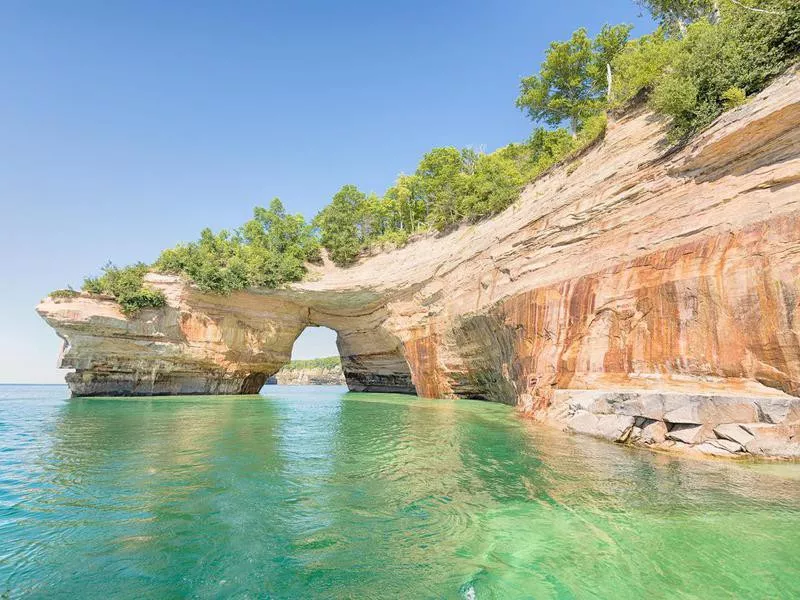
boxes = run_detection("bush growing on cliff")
[82,263,166,315]
[614,0,799,139]
[649,0,800,139]
[313,185,369,266]
[609,29,680,107]
[50,288,80,299]
[314,148,527,263]
[313,124,613,263]
[519,3,798,141]
[156,198,320,292]
[459,152,525,222]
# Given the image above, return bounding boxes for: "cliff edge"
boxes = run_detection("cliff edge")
[38,68,800,458]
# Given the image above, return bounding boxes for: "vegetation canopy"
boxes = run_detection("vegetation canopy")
[280,356,341,372]
[60,0,799,310]
[82,263,166,315]
[155,198,320,293]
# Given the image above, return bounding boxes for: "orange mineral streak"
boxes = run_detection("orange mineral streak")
[403,326,451,400]
[490,212,800,405]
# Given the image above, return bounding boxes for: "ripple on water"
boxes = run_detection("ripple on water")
[1,385,800,599]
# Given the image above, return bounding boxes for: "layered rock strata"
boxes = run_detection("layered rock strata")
[38,68,800,457]
[269,364,346,386]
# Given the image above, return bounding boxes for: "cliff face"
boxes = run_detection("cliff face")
[38,68,800,458]
[269,364,346,386]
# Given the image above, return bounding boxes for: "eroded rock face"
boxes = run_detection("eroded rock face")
[37,68,800,457]
[270,364,346,386]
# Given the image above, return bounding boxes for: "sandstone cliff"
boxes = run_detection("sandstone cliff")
[38,68,800,458]
[268,363,346,386]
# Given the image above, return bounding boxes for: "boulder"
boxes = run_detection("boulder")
[713,423,755,447]
[745,437,800,458]
[662,396,759,427]
[741,423,800,457]
[566,411,635,442]
[695,440,743,456]
[755,397,800,424]
[706,438,744,453]
[666,423,713,445]
[640,419,668,444]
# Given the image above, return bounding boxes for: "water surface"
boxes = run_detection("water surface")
[1,384,799,599]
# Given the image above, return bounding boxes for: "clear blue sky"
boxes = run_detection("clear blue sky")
[1,0,654,383]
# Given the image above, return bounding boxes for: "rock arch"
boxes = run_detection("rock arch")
[39,275,416,397]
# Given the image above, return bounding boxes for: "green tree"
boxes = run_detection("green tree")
[156,199,319,291]
[415,147,470,231]
[314,184,367,265]
[384,174,425,232]
[460,153,524,220]
[609,28,680,106]
[516,28,596,134]
[590,24,634,103]
[637,0,716,34]
[516,26,631,133]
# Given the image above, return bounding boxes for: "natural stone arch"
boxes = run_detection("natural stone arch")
[304,308,415,394]
[41,274,416,397]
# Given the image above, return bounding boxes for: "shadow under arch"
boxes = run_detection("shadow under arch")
[283,318,416,395]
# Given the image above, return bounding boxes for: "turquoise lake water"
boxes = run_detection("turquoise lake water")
[1,384,800,599]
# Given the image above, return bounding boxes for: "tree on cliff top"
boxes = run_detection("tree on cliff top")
[313,184,368,266]
[155,198,319,292]
[636,0,717,34]
[515,25,632,133]
[82,262,166,315]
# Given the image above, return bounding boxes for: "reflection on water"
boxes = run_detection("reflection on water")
[1,384,799,599]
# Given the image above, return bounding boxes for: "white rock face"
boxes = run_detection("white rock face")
[271,364,346,386]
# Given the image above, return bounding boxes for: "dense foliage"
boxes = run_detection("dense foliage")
[82,263,166,315]
[156,198,319,293]
[516,25,632,132]
[281,356,341,371]
[67,0,799,296]
[622,0,799,139]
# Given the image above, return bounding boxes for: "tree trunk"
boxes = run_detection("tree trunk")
[710,0,721,23]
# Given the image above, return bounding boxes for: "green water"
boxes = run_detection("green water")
[1,385,799,599]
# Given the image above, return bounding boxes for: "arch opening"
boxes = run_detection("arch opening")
[263,319,417,395]
[291,326,340,362]
[264,326,344,387]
